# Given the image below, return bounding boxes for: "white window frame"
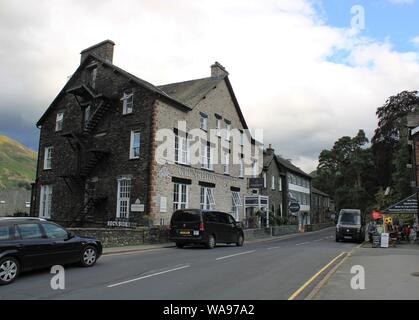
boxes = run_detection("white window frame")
[216,119,221,137]
[200,114,208,131]
[252,161,258,178]
[271,175,275,190]
[173,183,189,211]
[240,130,244,146]
[200,187,215,210]
[121,91,134,115]
[224,152,230,175]
[39,185,53,219]
[231,191,242,221]
[55,112,64,132]
[225,122,231,141]
[90,67,97,88]
[116,178,131,219]
[239,158,244,178]
[263,172,267,188]
[175,134,190,165]
[279,177,282,191]
[44,147,53,170]
[201,141,213,170]
[130,130,141,159]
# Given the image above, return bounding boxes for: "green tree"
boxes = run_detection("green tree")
[371,90,419,189]
[313,130,377,212]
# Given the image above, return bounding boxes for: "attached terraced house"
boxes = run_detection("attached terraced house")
[31,40,262,227]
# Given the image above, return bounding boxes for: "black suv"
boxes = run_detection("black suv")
[0,217,102,285]
[335,209,366,243]
[170,209,244,249]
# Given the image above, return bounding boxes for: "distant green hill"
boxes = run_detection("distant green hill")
[0,135,37,190]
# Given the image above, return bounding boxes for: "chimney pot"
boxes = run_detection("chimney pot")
[80,40,115,64]
[211,61,229,78]
[266,144,275,155]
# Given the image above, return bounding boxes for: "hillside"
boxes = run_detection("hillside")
[0,135,37,190]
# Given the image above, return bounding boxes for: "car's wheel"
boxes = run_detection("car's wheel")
[80,246,98,267]
[0,257,20,285]
[176,242,184,248]
[236,234,244,247]
[335,235,340,242]
[206,235,216,249]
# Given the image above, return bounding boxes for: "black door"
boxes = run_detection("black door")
[40,222,82,265]
[216,212,231,243]
[14,223,55,270]
[226,214,239,243]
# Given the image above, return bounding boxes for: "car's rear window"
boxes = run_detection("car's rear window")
[0,226,11,241]
[339,211,361,225]
[171,210,202,223]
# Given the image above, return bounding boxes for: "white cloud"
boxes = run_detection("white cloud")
[1,0,419,173]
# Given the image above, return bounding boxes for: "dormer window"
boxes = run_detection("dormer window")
[122,90,134,115]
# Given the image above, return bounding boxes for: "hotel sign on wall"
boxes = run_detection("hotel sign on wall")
[248,178,264,189]
[131,199,145,212]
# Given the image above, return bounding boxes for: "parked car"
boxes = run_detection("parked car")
[0,217,102,285]
[335,209,365,243]
[170,209,244,249]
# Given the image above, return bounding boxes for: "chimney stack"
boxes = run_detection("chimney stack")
[211,61,229,78]
[266,144,275,155]
[80,40,115,64]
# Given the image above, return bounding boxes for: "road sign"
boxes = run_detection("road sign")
[248,178,265,189]
[384,194,417,214]
[289,202,300,213]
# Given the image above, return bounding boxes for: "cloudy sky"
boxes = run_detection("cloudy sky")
[1,0,419,173]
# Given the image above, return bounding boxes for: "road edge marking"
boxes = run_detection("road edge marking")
[288,252,347,300]
[305,240,367,300]
[107,265,190,288]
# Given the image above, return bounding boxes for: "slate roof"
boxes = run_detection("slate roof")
[157,77,223,109]
[37,53,191,126]
[312,187,329,197]
[276,156,312,179]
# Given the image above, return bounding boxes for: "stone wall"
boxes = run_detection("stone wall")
[69,227,170,248]
[69,222,334,248]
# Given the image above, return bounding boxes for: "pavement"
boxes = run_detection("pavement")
[0,227,362,300]
[313,241,419,300]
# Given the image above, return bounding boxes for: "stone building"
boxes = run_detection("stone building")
[31,40,261,227]
[0,190,31,216]
[259,145,287,222]
[311,187,332,224]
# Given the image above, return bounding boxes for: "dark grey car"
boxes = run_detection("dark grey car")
[335,209,366,243]
[169,209,244,249]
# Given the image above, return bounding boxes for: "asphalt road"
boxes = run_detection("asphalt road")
[0,227,359,300]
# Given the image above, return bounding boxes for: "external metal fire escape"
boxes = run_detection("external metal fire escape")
[59,82,110,226]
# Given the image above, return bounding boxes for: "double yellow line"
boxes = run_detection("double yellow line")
[288,252,347,300]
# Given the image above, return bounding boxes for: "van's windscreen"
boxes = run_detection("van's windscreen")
[172,211,201,222]
[339,212,361,225]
